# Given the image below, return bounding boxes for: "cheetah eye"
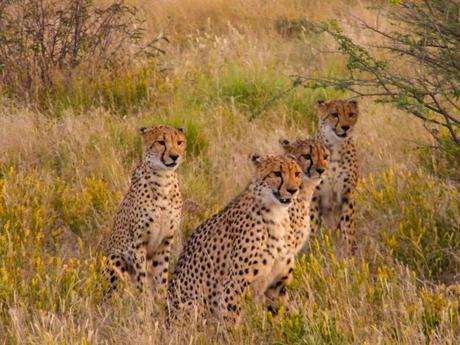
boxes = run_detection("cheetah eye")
[302,154,311,160]
[157,140,166,146]
[177,141,184,145]
[349,112,356,117]
[331,112,339,118]
[324,155,329,160]
[295,171,301,177]
[273,171,282,177]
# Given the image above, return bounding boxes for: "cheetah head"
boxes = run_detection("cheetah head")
[250,153,303,206]
[279,137,330,183]
[317,99,359,142]
[139,125,186,171]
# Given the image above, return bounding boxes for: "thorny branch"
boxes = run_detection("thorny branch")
[294,0,460,152]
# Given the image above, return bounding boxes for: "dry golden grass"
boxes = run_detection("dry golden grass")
[124,0,386,37]
[1,1,459,344]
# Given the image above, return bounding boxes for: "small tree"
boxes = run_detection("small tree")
[298,0,460,159]
[0,0,165,102]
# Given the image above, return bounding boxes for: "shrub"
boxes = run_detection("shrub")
[0,0,164,112]
[418,129,460,181]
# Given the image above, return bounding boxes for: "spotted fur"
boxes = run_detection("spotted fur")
[102,125,186,301]
[310,99,360,256]
[167,154,303,323]
[280,137,330,252]
[255,137,332,312]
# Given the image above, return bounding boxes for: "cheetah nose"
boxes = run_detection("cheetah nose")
[341,125,350,131]
[287,188,298,195]
[316,168,325,175]
[170,154,179,162]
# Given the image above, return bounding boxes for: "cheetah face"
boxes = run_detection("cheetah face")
[317,99,359,142]
[139,125,186,171]
[250,154,303,206]
[279,138,330,182]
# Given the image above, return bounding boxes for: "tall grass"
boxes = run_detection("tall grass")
[0,0,459,344]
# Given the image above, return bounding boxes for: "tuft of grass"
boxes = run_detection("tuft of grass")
[217,64,290,114]
[215,64,344,122]
[44,62,162,117]
[358,167,460,283]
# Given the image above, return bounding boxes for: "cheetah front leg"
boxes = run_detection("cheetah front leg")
[265,284,289,315]
[147,234,173,299]
[102,253,131,303]
[132,249,148,294]
[264,263,294,315]
[215,275,247,324]
[338,193,357,257]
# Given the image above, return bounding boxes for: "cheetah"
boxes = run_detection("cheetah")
[260,137,330,312]
[279,137,330,252]
[167,154,303,323]
[102,125,186,301]
[309,99,360,256]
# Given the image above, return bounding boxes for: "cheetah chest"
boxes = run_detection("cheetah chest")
[140,185,181,257]
[251,210,294,295]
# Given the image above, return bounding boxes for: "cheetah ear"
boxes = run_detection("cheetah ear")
[295,136,308,143]
[176,127,184,133]
[249,153,263,166]
[348,100,358,107]
[138,127,152,136]
[316,100,326,107]
[279,138,291,148]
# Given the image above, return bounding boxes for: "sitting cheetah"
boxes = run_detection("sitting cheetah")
[102,125,186,301]
[167,154,303,323]
[310,99,360,256]
[279,137,330,252]
[261,137,330,312]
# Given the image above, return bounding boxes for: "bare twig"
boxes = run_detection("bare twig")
[294,2,460,154]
